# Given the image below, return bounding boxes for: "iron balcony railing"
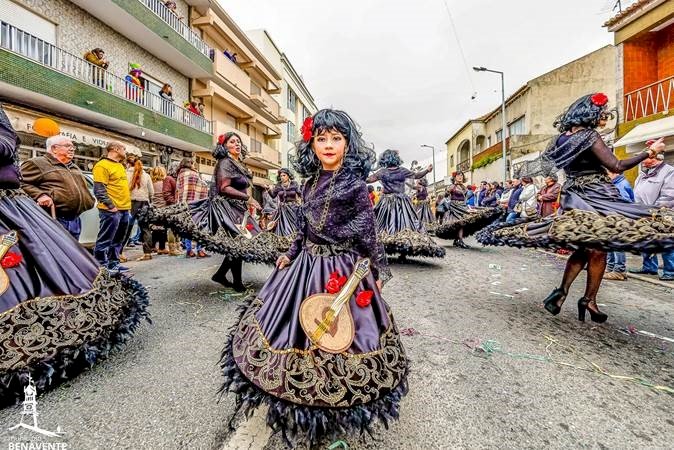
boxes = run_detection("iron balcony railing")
[624,76,674,122]
[0,21,213,134]
[456,159,471,172]
[140,0,213,59]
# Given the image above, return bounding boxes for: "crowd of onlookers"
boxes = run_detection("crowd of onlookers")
[82,46,206,125]
[18,137,211,276]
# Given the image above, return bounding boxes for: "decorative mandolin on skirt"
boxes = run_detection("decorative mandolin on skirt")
[299,258,371,353]
[0,231,19,295]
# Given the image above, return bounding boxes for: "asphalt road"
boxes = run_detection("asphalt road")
[1,239,673,450]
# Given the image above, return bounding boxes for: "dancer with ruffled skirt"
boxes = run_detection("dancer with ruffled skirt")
[220,109,408,447]
[412,178,435,230]
[0,106,149,406]
[367,149,445,258]
[436,171,502,248]
[146,132,278,292]
[265,168,301,248]
[477,93,674,322]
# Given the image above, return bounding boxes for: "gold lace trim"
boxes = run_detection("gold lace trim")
[232,298,407,407]
[0,271,134,371]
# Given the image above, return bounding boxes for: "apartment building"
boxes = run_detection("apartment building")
[608,0,674,182]
[186,3,285,195]
[445,46,616,184]
[0,0,213,171]
[247,29,318,173]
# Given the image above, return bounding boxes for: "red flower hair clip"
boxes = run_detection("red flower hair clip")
[590,93,609,107]
[301,116,314,143]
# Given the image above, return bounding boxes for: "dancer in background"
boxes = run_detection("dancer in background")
[478,93,674,322]
[267,168,301,243]
[436,171,501,248]
[220,109,407,447]
[146,132,277,292]
[412,177,434,230]
[367,149,445,258]
[0,107,148,406]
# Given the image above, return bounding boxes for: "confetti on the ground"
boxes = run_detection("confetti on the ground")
[328,441,349,450]
[488,264,501,270]
[489,291,514,298]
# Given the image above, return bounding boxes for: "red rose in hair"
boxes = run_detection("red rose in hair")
[301,116,314,143]
[590,93,608,107]
[217,134,226,145]
[355,290,374,308]
[1,252,22,268]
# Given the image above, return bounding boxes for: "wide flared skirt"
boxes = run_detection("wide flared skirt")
[435,201,503,240]
[145,197,279,264]
[220,248,408,446]
[374,195,445,258]
[476,180,674,253]
[0,190,149,406]
[415,201,434,226]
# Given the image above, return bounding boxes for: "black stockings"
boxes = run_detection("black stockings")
[560,248,607,301]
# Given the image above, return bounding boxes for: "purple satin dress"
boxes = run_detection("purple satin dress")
[221,168,408,444]
[0,105,148,406]
[269,181,301,236]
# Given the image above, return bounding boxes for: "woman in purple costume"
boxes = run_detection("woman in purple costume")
[477,93,674,323]
[0,105,148,407]
[367,149,445,258]
[220,109,408,446]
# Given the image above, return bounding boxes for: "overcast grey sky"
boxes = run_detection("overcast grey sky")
[218,0,621,178]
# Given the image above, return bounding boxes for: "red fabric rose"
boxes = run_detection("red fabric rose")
[301,116,314,143]
[355,290,373,308]
[590,93,608,107]
[325,271,347,294]
[1,252,22,268]
[245,223,254,231]
[552,201,560,211]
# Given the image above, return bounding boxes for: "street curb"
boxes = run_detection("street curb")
[535,249,674,290]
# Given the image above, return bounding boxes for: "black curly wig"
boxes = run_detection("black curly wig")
[277,168,294,182]
[554,94,609,133]
[213,131,248,160]
[290,109,375,179]
[378,149,403,168]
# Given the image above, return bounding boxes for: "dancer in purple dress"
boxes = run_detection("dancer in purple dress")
[147,132,278,291]
[0,105,148,406]
[478,93,674,322]
[268,168,301,238]
[220,109,408,446]
[367,149,445,258]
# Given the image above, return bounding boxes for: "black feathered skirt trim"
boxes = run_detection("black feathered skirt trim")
[0,271,150,407]
[143,199,279,265]
[379,230,446,258]
[219,297,409,448]
[476,208,674,254]
[435,202,502,240]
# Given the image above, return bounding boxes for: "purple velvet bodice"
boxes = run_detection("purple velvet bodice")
[271,181,301,203]
[286,169,389,281]
[369,166,430,194]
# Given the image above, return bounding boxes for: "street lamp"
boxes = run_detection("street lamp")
[420,144,436,196]
[473,66,508,183]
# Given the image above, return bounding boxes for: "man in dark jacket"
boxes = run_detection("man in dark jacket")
[505,178,522,223]
[21,136,95,239]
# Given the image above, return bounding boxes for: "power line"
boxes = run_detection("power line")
[440,0,476,96]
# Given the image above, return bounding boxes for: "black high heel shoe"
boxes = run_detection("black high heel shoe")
[543,287,567,315]
[577,298,608,323]
[453,239,469,249]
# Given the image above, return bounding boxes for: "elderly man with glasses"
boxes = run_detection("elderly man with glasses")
[21,135,95,239]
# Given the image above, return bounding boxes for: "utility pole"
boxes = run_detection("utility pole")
[474,67,508,182]
[421,144,436,196]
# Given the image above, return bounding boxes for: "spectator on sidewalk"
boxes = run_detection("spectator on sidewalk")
[603,170,635,281]
[150,166,170,255]
[498,180,513,210]
[92,142,132,274]
[517,176,539,219]
[175,157,210,258]
[505,178,523,223]
[123,158,154,261]
[629,153,674,281]
[20,136,95,239]
[538,175,561,217]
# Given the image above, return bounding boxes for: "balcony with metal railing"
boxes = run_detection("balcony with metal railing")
[70,0,214,78]
[456,159,471,173]
[0,21,213,149]
[624,76,674,122]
